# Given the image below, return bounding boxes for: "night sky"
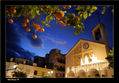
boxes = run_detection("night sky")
[6,5,114,61]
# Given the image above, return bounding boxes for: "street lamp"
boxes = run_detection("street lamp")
[48,71,50,74]
[6,64,18,71]
[13,64,18,69]
[47,71,53,77]
[51,71,53,74]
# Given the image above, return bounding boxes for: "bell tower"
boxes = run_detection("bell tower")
[92,22,110,53]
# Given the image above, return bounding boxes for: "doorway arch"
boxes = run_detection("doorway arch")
[67,71,75,78]
[101,67,108,78]
[88,69,100,78]
[77,70,87,78]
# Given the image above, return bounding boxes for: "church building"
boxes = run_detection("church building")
[65,22,114,78]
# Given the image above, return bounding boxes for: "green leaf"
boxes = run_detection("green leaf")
[47,24,51,27]
[41,21,46,25]
[45,24,50,27]
[16,14,21,18]
[76,24,81,28]
[45,15,49,23]
[56,20,58,23]
[45,15,53,23]
[89,13,91,16]
[86,6,91,10]
[90,6,97,14]
[74,29,80,35]
[77,6,84,10]
[72,13,75,17]
[41,8,43,11]
[49,15,53,20]
[102,6,106,14]
[76,6,80,10]
[78,11,81,15]
[83,11,88,19]
[11,13,14,18]
[92,6,97,11]
[36,10,40,15]
[112,9,114,13]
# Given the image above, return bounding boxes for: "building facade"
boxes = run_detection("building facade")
[65,23,114,78]
[34,56,46,68]
[6,58,55,78]
[6,58,35,78]
[45,49,65,78]
[33,66,55,78]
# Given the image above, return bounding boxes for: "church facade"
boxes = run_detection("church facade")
[65,23,114,78]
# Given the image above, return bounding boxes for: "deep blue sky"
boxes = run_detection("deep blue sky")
[6,5,113,61]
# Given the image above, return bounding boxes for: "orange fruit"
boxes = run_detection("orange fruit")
[59,21,66,26]
[22,23,27,27]
[54,11,64,19]
[33,35,37,39]
[34,24,40,28]
[59,21,63,24]
[8,19,13,24]
[24,18,29,23]
[36,27,41,31]
[10,6,16,14]
[54,13,61,19]
[59,11,65,17]
[56,17,60,20]
[26,27,31,32]
[67,5,71,9]
[63,6,66,9]
[40,28,45,32]
[12,9,16,14]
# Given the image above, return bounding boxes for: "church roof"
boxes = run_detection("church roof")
[66,39,106,56]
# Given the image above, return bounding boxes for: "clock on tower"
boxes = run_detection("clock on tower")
[83,43,89,49]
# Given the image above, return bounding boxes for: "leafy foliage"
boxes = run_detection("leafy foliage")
[6,5,114,38]
[106,48,114,68]
[12,71,27,78]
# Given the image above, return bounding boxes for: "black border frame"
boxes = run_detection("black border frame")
[1,0,119,83]
[0,0,118,2]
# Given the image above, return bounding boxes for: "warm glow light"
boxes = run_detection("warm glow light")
[81,58,84,65]
[85,56,89,64]
[51,71,53,73]
[13,65,18,69]
[81,54,104,65]
[91,54,103,63]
